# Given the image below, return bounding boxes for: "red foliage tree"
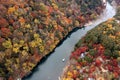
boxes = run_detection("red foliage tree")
[1,27,11,37]
[0,17,8,27]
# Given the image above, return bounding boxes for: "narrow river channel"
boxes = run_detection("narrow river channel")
[24,2,116,80]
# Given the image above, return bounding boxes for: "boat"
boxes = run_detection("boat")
[62,58,65,62]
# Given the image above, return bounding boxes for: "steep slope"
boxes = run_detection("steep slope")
[0,0,105,79]
[61,6,120,80]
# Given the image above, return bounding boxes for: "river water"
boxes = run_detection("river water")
[24,2,116,80]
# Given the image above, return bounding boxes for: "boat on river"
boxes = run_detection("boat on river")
[23,2,116,80]
[62,58,65,62]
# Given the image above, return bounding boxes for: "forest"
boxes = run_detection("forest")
[62,5,120,80]
[0,0,105,80]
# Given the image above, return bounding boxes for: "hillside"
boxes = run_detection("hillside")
[61,5,120,80]
[0,0,105,79]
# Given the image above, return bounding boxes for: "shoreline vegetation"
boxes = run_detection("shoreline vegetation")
[0,0,105,80]
[61,1,120,80]
[23,27,81,80]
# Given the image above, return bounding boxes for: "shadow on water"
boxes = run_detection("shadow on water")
[23,2,117,79]
[23,26,85,79]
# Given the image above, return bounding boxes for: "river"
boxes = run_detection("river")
[23,2,116,80]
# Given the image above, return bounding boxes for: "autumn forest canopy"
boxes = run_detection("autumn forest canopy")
[0,0,119,80]
[62,3,120,80]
